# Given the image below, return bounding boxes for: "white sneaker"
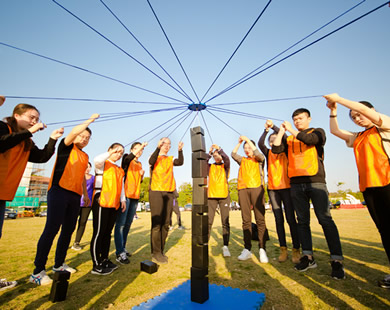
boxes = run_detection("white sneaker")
[53,263,76,274]
[30,270,52,286]
[222,246,231,257]
[238,249,252,261]
[259,248,269,263]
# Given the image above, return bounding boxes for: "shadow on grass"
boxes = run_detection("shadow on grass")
[268,230,390,309]
[208,225,304,309]
[19,227,152,310]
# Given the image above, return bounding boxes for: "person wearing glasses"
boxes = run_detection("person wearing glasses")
[149,137,183,264]
[30,113,99,286]
[0,99,63,291]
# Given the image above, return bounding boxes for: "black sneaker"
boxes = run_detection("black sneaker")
[331,261,345,279]
[124,249,132,257]
[0,279,17,291]
[152,253,168,264]
[378,275,390,289]
[116,252,130,265]
[102,259,119,271]
[91,265,113,275]
[294,255,317,272]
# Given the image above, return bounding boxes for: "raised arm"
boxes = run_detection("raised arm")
[324,93,382,126]
[323,95,354,142]
[173,141,184,166]
[64,113,99,146]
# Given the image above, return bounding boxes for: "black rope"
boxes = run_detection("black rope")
[99,0,194,103]
[200,110,214,145]
[124,109,189,147]
[0,42,188,104]
[52,0,191,102]
[208,95,323,107]
[204,0,390,104]
[5,95,187,106]
[200,0,273,102]
[146,0,200,102]
[208,106,283,122]
[206,109,241,136]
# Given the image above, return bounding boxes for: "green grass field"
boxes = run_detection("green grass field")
[0,208,389,309]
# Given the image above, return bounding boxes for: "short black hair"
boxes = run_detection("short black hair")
[131,142,141,150]
[243,139,256,148]
[349,101,374,119]
[108,142,124,151]
[292,108,310,118]
[85,127,92,135]
[268,133,277,144]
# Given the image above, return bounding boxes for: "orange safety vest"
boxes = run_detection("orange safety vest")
[208,164,229,198]
[0,125,30,201]
[151,155,175,192]
[237,157,262,190]
[267,151,290,190]
[99,161,125,209]
[353,126,390,192]
[125,160,143,199]
[287,131,319,178]
[49,144,89,196]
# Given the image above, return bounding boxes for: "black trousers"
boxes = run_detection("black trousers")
[90,194,119,267]
[149,190,173,254]
[238,186,266,250]
[268,188,300,249]
[208,196,230,246]
[170,201,182,227]
[34,186,80,274]
[75,206,92,243]
[363,183,390,264]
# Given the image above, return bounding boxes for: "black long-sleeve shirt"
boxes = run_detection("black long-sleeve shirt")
[271,127,326,184]
[0,121,57,163]
[206,148,230,177]
[257,125,285,160]
[149,147,184,169]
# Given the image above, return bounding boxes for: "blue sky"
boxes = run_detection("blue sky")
[1,0,389,192]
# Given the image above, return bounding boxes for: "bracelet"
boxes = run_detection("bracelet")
[329,115,337,118]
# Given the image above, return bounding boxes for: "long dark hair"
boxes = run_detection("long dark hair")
[4,103,40,151]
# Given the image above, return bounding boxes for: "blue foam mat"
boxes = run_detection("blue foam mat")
[132,280,265,309]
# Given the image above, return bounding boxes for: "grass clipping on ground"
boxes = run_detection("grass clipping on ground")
[0,209,389,310]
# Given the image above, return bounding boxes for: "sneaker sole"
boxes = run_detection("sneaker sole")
[238,256,252,261]
[116,258,130,265]
[91,269,113,275]
[295,263,318,272]
[332,275,346,280]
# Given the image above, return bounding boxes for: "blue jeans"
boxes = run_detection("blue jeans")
[114,198,138,255]
[290,183,343,260]
[0,200,5,239]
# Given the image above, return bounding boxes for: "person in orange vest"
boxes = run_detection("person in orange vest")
[31,113,99,286]
[232,136,268,263]
[149,137,184,264]
[0,100,63,291]
[90,143,126,275]
[272,108,344,279]
[207,144,231,257]
[114,141,147,265]
[258,119,300,264]
[324,93,390,288]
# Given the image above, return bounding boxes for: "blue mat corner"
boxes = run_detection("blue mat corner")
[132,280,265,309]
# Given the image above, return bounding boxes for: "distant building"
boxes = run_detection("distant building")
[6,163,49,211]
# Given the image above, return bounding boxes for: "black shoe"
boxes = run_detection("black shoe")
[124,249,132,257]
[294,255,317,272]
[378,275,390,289]
[102,259,119,271]
[152,253,168,264]
[91,265,113,275]
[331,261,345,280]
[116,252,130,265]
